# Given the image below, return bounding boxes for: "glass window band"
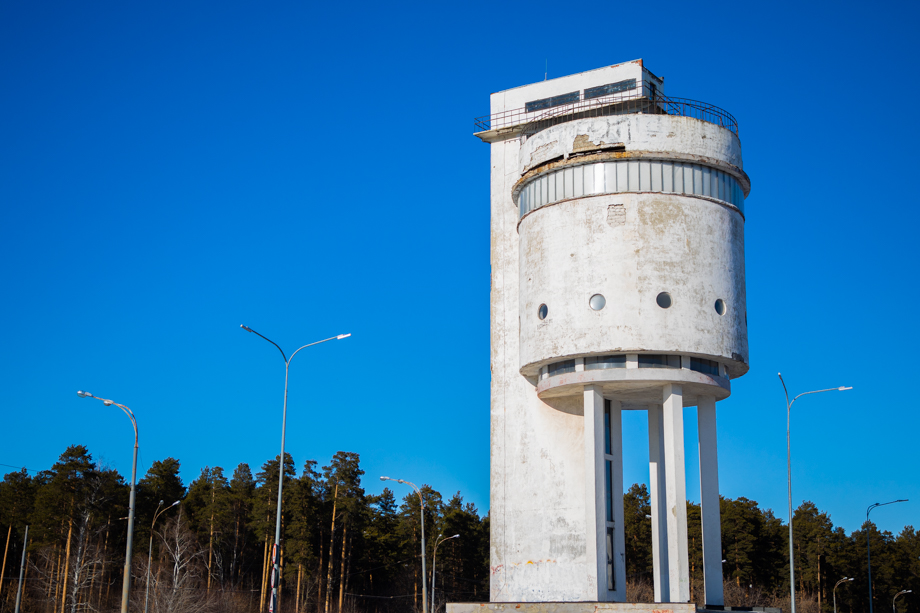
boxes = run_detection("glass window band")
[518,159,745,218]
[547,359,576,376]
[543,354,725,377]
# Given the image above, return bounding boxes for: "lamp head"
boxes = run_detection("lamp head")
[76,391,91,398]
[240,325,253,333]
[103,399,114,406]
[337,333,351,340]
[451,534,460,539]
[159,500,164,506]
[170,501,180,507]
[839,386,853,391]
[848,578,854,581]
[380,476,389,482]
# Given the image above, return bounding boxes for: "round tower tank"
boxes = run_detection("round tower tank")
[514,114,750,381]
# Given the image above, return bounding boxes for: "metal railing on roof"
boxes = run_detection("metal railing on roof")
[474,81,738,136]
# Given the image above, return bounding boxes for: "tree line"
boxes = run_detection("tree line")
[1,447,918,613]
[623,484,919,613]
[0,446,488,613]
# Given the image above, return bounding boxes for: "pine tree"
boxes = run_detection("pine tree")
[623,483,653,584]
[320,452,365,613]
[0,468,35,602]
[184,466,232,591]
[228,462,256,589]
[254,453,295,612]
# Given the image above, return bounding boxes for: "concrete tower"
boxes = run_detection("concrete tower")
[475,60,750,605]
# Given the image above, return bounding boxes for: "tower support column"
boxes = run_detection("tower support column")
[583,385,606,600]
[698,396,724,606]
[607,399,626,602]
[648,404,670,602]
[583,386,626,601]
[662,384,690,602]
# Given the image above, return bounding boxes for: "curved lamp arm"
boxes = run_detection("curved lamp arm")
[77,392,138,446]
[381,476,424,508]
[241,325,351,365]
[867,499,909,521]
[152,500,180,530]
[435,533,460,549]
[834,577,853,590]
[778,374,852,411]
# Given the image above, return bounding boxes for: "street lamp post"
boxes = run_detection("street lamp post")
[867,500,908,613]
[431,533,459,613]
[833,577,853,613]
[778,374,852,613]
[145,500,179,613]
[381,476,428,613]
[13,525,28,613]
[893,590,912,613]
[77,391,138,613]
[241,325,350,613]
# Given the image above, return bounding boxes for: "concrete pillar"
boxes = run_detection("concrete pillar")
[583,385,606,600]
[662,384,690,602]
[607,399,627,602]
[648,404,670,602]
[697,396,724,606]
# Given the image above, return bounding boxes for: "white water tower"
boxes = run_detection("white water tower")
[475,59,749,606]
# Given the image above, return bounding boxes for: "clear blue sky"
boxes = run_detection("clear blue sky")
[2,0,917,536]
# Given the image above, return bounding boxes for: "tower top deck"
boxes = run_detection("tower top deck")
[474,59,736,141]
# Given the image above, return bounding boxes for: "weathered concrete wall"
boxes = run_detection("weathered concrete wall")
[518,114,746,180]
[492,132,595,600]
[518,189,748,377]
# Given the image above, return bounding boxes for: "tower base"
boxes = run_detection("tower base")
[447,604,781,613]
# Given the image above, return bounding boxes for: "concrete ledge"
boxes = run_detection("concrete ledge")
[534,367,730,404]
[699,608,781,613]
[447,603,696,613]
[447,605,781,613]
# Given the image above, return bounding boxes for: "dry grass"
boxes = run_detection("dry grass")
[626,577,820,613]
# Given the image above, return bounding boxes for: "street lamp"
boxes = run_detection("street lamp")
[431,533,459,613]
[144,500,179,613]
[833,577,853,613]
[867,500,908,613]
[241,325,350,613]
[77,391,138,613]
[381,476,428,613]
[893,590,912,613]
[778,374,851,613]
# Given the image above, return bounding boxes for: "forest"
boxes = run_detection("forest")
[0,445,917,613]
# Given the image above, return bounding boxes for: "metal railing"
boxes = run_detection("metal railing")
[474,81,738,136]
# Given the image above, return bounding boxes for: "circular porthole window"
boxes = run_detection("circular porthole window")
[538,304,548,320]
[589,294,606,311]
[656,292,672,309]
[715,299,726,316]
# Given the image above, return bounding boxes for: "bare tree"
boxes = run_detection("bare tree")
[140,513,215,613]
[30,506,110,613]
[64,508,107,613]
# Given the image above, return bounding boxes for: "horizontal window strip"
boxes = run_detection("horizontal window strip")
[519,160,745,218]
[542,354,725,379]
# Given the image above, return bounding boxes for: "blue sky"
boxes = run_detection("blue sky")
[1,0,918,536]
